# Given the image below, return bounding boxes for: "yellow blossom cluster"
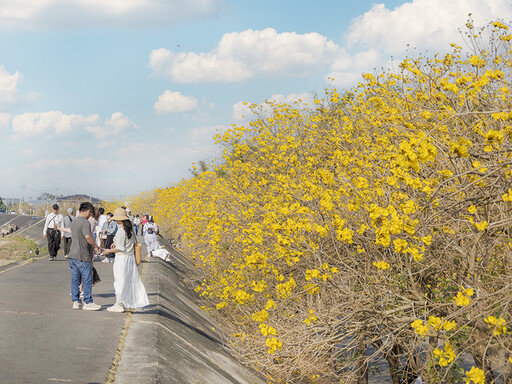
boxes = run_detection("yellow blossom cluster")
[117,21,512,383]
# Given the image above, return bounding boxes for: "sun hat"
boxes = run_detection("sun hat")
[112,207,130,221]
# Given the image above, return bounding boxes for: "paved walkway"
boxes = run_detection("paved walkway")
[0,252,132,384]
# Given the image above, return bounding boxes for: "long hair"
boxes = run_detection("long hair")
[121,219,133,239]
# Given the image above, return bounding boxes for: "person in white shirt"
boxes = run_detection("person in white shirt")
[133,214,141,235]
[43,204,64,261]
[62,207,74,259]
[96,207,107,248]
[143,216,159,256]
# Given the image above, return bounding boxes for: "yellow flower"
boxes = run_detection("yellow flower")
[434,341,456,366]
[303,309,319,325]
[251,309,269,323]
[266,337,283,354]
[484,316,507,335]
[428,316,443,330]
[455,291,471,306]
[503,189,512,202]
[373,261,390,270]
[465,366,485,384]
[411,319,429,337]
[265,299,276,310]
[259,323,277,336]
[443,319,457,331]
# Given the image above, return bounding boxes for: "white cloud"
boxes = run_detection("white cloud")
[190,124,227,141]
[11,110,137,140]
[85,112,138,140]
[0,0,226,29]
[0,66,38,109]
[327,49,390,87]
[233,92,314,122]
[20,148,33,156]
[345,0,512,55]
[0,113,11,129]
[12,111,97,135]
[150,28,340,83]
[27,157,105,170]
[154,90,198,114]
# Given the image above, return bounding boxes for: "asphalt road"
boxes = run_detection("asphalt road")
[0,255,127,384]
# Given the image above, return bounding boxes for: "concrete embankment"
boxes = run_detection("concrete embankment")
[0,213,46,247]
[0,213,266,384]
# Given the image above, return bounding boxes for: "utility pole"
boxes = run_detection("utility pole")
[19,185,25,215]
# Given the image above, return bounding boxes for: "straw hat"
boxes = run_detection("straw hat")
[112,207,130,221]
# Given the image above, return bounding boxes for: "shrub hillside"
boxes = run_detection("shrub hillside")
[124,22,512,384]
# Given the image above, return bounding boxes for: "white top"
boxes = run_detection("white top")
[97,214,107,231]
[43,212,64,235]
[113,226,135,255]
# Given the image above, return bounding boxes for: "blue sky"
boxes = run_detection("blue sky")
[0,0,510,202]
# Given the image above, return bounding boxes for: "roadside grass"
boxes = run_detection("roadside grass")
[0,236,46,265]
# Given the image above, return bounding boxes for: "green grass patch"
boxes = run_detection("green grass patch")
[0,236,45,262]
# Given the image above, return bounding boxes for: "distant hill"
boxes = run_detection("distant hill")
[58,194,103,204]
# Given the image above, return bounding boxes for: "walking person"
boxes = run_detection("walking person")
[101,208,149,313]
[143,216,159,257]
[101,213,118,263]
[62,207,74,259]
[43,204,64,261]
[68,202,101,311]
[133,214,141,235]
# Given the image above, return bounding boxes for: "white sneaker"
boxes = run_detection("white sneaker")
[83,302,101,311]
[107,303,125,313]
[102,258,109,263]
[72,301,82,310]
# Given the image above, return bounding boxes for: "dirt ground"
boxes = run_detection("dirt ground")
[0,236,44,267]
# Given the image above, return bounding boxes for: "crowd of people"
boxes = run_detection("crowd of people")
[42,203,165,312]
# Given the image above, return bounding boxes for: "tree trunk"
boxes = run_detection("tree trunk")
[356,341,369,384]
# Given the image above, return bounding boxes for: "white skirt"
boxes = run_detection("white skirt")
[113,252,149,308]
[144,233,160,252]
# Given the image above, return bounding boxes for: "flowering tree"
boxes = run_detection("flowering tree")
[127,21,512,384]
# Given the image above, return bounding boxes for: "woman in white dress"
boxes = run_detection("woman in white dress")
[143,217,160,256]
[102,208,149,313]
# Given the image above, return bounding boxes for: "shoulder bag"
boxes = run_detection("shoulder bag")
[133,229,142,266]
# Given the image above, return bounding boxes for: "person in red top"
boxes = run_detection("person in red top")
[141,214,149,237]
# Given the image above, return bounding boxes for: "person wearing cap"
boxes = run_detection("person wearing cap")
[43,204,64,261]
[62,207,74,259]
[101,207,149,313]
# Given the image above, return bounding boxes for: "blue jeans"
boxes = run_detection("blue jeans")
[69,258,93,304]
[133,224,139,235]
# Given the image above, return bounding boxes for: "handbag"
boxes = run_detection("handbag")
[92,267,101,284]
[133,229,142,266]
[99,232,108,240]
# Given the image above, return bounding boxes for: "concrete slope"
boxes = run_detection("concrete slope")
[115,237,267,384]
[0,213,46,247]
